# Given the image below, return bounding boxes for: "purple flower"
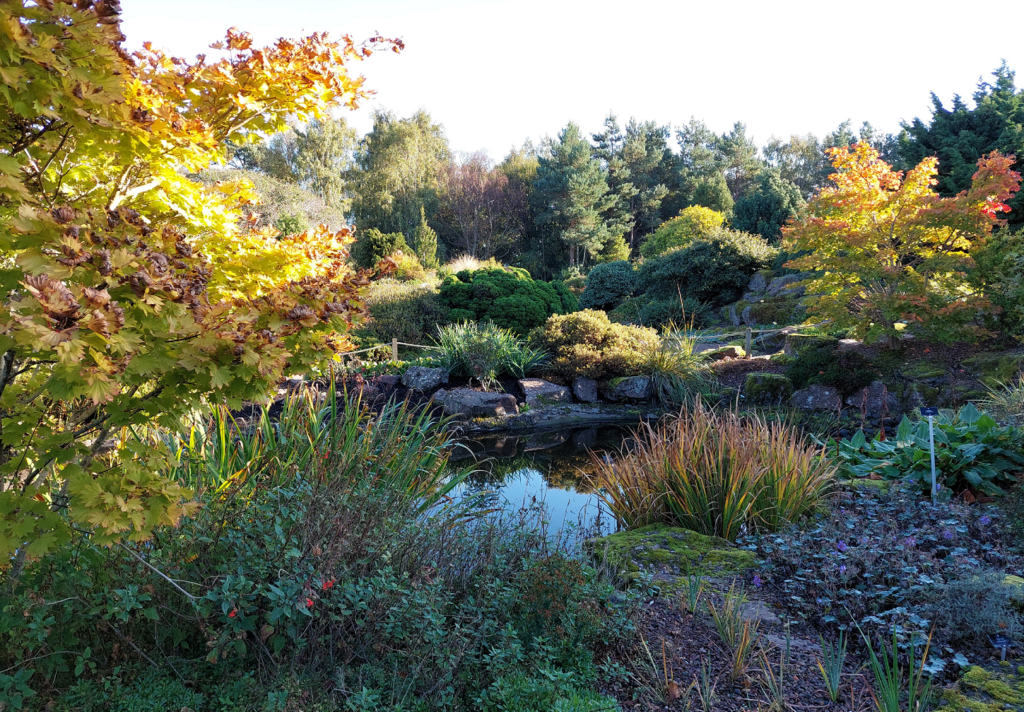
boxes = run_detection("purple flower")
[752,574,763,588]
[839,565,847,575]
[980,516,992,526]
[942,530,954,540]
[837,540,848,553]
[905,537,917,548]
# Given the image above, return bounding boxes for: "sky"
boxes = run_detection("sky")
[121,0,1024,160]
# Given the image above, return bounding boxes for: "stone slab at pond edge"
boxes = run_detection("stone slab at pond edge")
[600,376,653,402]
[588,523,757,592]
[433,388,518,418]
[458,403,662,433]
[401,366,449,391]
[518,378,572,408]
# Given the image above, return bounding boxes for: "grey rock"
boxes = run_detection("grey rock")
[747,271,769,295]
[438,388,518,418]
[572,377,599,404]
[707,345,745,361]
[790,384,842,411]
[519,378,572,408]
[766,272,812,298]
[377,375,400,388]
[838,338,861,352]
[602,376,653,402]
[401,366,449,391]
[845,381,900,417]
[728,303,741,326]
[764,633,820,656]
[738,600,781,626]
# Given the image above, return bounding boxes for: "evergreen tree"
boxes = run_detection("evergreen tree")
[732,169,804,243]
[898,62,1024,226]
[690,173,734,214]
[532,123,622,268]
[413,205,440,269]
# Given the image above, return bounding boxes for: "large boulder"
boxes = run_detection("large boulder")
[572,377,599,404]
[519,378,572,408]
[706,345,746,361]
[844,381,900,417]
[401,366,449,391]
[601,376,653,402]
[766,273,811,298]
[790,384,842,411]
[744,271,769,299]
[744,373,794,405]
[437,388,518,418]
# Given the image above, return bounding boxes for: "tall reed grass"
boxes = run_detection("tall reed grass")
[590,399,835,541]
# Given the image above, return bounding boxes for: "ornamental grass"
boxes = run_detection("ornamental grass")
[591,399,835,541]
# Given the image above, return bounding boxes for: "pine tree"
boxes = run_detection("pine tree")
[732,169,804,243]
[532,123,622,268]
[413,204,440,269]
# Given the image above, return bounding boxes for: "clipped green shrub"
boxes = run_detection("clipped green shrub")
[640,205,726,259]
[362,278,447,344]
[438,266,577,334]
[637,297,713,329]
[352,227,409,269]
[529,309,659,382]
[578,260,637,311]
[638,227,777,306]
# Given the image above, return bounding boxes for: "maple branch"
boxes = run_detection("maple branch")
[109,178,162,211]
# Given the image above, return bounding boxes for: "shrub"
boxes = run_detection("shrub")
[390,251,428,281]
[361,278,447,344]
[637,297,714,329]
[785,344,877,397]
[529,310,659,382]
[638,227,778,306]
[640,206,726,259]
[438,266,576,334]
[352,227,409,268]
[579,260,637,311]
[1,393,640,710]
[433,321,548,388]
[591,399,834,541]
[972,227,1024,337]
[644,327,717,405]
[923,571,1023,647]
[832,404,1024,496]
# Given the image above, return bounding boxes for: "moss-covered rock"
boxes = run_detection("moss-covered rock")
[783,333,838,358]
[962,352,1024,387]
[743,373,794,405]
[902,360,948,380]
[707,345,746,361]
[588,524,756,589]
[934,665,1024,711]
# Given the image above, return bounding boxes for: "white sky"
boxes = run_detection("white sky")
[121,0,1024,159]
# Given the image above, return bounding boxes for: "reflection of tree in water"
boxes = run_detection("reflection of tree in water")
[448,426,630,495]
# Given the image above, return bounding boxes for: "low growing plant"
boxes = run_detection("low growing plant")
[529,309,659,382]
[831,404,1024,496]
[816,630,848,703]
[433,321,548,388]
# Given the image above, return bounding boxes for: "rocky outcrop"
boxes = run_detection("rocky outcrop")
[435,388,518,418]
[572,377,599,404]
[790,384,842,411]
[401,366,449,391]
[706,345,745,361]
[519,378,572,408]
[601,376,653,402]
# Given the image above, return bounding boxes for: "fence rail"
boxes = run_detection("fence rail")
[341,338,440,362]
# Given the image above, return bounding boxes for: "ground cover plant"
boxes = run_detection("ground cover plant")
[432,321,548,389]
[1,391,639,711]
[832,404,1024,496]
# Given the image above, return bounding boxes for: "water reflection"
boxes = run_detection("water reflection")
[447,426,634,538]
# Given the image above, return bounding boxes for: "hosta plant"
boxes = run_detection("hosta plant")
[831,404,1024,495]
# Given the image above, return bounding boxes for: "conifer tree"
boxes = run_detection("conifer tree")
[413,205,440,269]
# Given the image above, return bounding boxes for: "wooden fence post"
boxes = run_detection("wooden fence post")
[391,338,399,361]
[745,327,752,359]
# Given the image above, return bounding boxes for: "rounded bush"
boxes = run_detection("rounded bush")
[529,309,658,381]
[352,228,409,269]
[579,261,637,311]
[437,266,576,334]
[640,206,726,259]
[638,227,777,306]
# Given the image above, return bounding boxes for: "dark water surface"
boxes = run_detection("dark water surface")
[446,426,636,537]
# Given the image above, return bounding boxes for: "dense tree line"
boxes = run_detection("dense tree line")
[218,63,1024,276]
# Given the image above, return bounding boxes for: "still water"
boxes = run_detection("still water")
[446,426,635,538]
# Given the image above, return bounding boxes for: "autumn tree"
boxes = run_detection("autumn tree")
[0,1,398,573]
[436,152,523,260]
[784,143,1021,345]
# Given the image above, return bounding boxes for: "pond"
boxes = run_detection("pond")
[446,425,636,538]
